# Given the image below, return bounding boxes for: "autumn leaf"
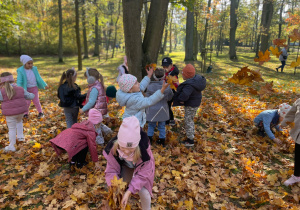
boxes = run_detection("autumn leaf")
[145,63,157,70]
[290,57,300,68]
[166,75,178,90]
[289,29,300,42]
[33,142,41,149]
[228,66,264,86]
[254,50,271,65]
[258,81,274,99]
[269,46,282,58]
[272,38,286,47]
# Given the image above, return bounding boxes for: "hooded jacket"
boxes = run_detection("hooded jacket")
[50,120,98,162]
[116,76,164,127]
[103,129,155,196]
[173,74,206,107]
[281,98,300,144]
[57,82,86,108]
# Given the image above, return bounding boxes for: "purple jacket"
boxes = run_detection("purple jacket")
[1,86,27,116]
[103,130,155,196]
[50,120,98,162]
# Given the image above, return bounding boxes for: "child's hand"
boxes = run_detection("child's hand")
[79,109,84,114]
[146,66,154,78]
[94,162,101,170]
[121,190,131,210]
[273,138,282,145]
[161,81,170,94]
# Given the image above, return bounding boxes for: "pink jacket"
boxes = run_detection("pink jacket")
[1,86,27,116]
[103,130,155,196]
[50,120,98,162]
[85,80,107,115]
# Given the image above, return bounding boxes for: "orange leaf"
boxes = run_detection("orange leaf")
[272,38,286,47]
[289,29,300,42]
[269,46,282,58]
[254,50,271,65]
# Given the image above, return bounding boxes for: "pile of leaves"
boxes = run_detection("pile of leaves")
[0,69,300,209]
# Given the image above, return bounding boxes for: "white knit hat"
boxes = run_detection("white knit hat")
[20,55,33,65]
[278,103,292,119]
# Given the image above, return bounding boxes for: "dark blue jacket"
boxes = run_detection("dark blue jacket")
[173,74,206,107]
[57,82,86,108]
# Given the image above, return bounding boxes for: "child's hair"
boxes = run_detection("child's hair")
[59,69,77,89]
[153,68,165,81]
[84,68,106,90]
[111,140,141,163]
[0,72,15,100]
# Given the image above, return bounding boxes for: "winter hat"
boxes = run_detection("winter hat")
[0,75,14,84]
[118,74,137,93]
[118,116,141,148]
[20,55,33,65]
[88,108,103,125]
[182,64,196,79]
[162,57,172,67]
[278,103,292,119]
[106,85,117,98]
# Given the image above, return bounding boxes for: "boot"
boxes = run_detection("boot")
[148,136,153,144]
[158,138,165,147]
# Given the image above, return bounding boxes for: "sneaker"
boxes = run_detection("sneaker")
[169,120,175,126]
[158,138,165,147]
[69,161,76,172]
[76,161,88,169]
[38,113,44,118]
[276,68,278,72]
[148,136,153,143]
[4,145,16,152]
[284,175,300,186]
[257,130,266,137]
[182,139,194,147]
[23,114,29,119]
[17,138,25,142]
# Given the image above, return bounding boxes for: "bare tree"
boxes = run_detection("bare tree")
[75,0,82,70]
[229,0,239,60]
[58,0,63,63]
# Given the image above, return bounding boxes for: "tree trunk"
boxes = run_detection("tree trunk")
[112,0,121,58]
[253,0,259,53]
[5,39,10,56]
[260,0,274,52]
[202,0,212,56]
[278,0,285,38]
[75,0,82,70]
[229,0,239,60]
[160,16,168,54]
[93,0,99,57]
[185,9,194,61]
[169,8,173,53]
[82,0,89,59]
[144,0,149,22]
[58,0,63,62]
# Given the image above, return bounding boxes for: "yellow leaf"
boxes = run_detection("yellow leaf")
[290,57,300,68]
[33,142,41,148]
[184,198,193,210]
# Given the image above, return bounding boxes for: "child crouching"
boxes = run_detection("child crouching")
[50,109,105,170]
[103,116,154,210]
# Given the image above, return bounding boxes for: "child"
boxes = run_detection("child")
[116,67,169,128]
[50,109,104,170]
[81,68,111,144]
[173,64,206,147]
[254,103,291,145]
[0,72,35,152]
[81,68,107,115]
[280,99,300,186]
[57,68,86,128]
[162,57,179,125]
[116,56,129,82]
[276,45,288,73]
[17,55,48,119]
[103,116,154,210]
[145,68,173,146]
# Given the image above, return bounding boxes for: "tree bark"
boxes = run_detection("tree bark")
[278,0,285,38]
[229,0,239,60]
[58,0,63,62]
[160,15,168,54]
[202,0,212,56]
[185,9,194,61]
[75,0,82,70]
[93,0,99,57]
[169,7,173,53]
[82,0,89,59]
[112,0,121,58]
[260,0,274,52]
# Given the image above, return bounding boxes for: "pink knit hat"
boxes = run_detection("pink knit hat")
[278,103,291,119]
[118,116,141,148]
[118,74,137,93]
[88,108,103,124]
[0,75,14,84]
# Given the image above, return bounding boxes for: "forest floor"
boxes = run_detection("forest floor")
[0,47,300,209]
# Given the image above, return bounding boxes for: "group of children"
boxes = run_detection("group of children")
[0,54,299,208]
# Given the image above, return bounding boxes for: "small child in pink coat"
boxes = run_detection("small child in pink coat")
[50,109,105,170]
[103,116,154,210]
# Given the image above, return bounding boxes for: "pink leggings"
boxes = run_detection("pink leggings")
[26,86,43,114]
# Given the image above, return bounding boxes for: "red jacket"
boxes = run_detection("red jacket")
[50,120,98,162]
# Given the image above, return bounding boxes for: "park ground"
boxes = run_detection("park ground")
[0,47,300,209]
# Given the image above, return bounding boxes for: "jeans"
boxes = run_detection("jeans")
[147,121,166,139]
[6,114,24,147]
[64,107,79,128]
[26,86,42,114]
[278,60,286,72]
[121,165,151,210]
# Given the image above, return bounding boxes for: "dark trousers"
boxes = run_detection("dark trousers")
[71,147,88,164]
[278,60,286,72]
[167,99,174,122]
[295,143,300,176]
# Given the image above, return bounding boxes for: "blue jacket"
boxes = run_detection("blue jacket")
[16,66,47,90]
[254,109,282,140]
[116,76,164,127]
